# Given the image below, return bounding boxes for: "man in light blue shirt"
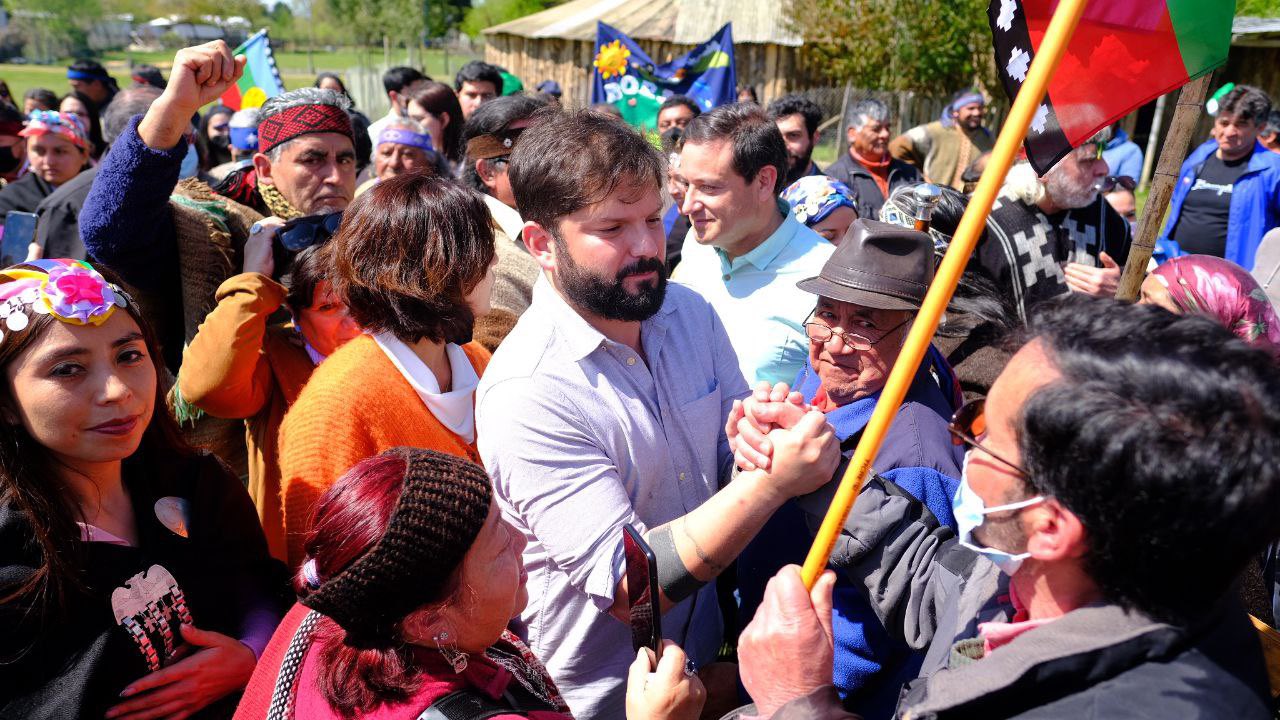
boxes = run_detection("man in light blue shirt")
[674,104,835,387]
[476,108,840,719]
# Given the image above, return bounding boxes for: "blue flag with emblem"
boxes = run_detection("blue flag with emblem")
[591,21,737,132]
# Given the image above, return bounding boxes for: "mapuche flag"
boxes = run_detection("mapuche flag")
[591,22,736,132]
[220,29,286,111]
[990,0,1235,175]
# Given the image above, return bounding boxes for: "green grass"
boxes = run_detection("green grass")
[0,47,477,110]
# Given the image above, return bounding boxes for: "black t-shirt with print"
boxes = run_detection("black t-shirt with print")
[1171,152,1252,257]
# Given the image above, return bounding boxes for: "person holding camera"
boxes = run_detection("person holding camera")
[176,214,360,563]
[79,40,358,373]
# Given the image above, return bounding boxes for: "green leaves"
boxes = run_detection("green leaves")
[785,0,996,95]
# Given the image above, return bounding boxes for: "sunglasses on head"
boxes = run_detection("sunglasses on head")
[948,398,1029,477]
[1101,175,1136,193]
[278,211,343,252]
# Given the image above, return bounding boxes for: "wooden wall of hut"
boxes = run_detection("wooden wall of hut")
[485,33,817,108]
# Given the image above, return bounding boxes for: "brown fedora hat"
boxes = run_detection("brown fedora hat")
[796,219,934,311]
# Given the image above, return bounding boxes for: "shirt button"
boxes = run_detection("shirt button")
[722,274,731,281]
[679,472,686,481]
[627,357,637,366]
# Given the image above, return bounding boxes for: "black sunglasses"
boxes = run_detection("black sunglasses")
[1102,175,1136,193]
[948,398,1029,477]
[279,211,343,252]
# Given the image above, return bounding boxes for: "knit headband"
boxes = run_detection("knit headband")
[256,103,353,155]
[21,110,90,150]
[0,259,133,344]
[377,126,435,152]
[466,126,525,160]
[301,447,493,649]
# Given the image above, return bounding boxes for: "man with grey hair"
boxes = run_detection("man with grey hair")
[826,98,920,218]
[33,86,163,260]
[975,131,1131,322]
[80,40,358,372]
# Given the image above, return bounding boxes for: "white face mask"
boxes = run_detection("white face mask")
[952,452,1044,576]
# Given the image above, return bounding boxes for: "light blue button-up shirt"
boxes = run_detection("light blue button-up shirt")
[476,277,749,720]
[674,209,835,387]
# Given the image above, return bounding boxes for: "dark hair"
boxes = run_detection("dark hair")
[589,102,623,120]
[0,264,193,626]
[659,95,701,118]
[197,103,234,170]
[68,59,117,90]
[282,245,328,315]
[1265,110,1280,137]
[101,86,161,146]
[683,103,789,194]
[461,94,547,193]
[1018,294,1280,622]
[454,61,502,93]
[382,66,426,96]
[0,80,9,102]
[509,108,664,231]
[315,72,348,95]
[326,174,495,344]
[404,80,466,162]
[1218,85,1273,125]
[737,86,759,104]
[767,95,824,136]
[0,102,23,128]
[22,88,58,111]
[60,91,105,159]
[300,453,459,717]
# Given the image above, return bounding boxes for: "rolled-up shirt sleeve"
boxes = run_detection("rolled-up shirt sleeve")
[480,376,642,612]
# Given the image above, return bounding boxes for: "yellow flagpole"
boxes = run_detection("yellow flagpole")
[801,0,1091,589]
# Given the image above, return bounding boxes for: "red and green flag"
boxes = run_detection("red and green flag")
[990,0,1236,174]
[220,29,286,111]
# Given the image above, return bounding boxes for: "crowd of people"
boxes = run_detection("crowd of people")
[1,38,1280,720]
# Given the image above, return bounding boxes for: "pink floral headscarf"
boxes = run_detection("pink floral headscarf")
[1150,255,1280,352]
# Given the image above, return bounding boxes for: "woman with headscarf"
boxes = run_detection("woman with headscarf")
[236,447,704,719]
[0,111,92,220]
[1139,254,1280,353]
[781,175,859,244]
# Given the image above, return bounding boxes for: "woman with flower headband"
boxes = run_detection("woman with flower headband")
[0,110,92,223]
[0,259,287,718]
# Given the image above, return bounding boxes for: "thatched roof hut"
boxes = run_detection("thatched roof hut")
[482,0,812,107]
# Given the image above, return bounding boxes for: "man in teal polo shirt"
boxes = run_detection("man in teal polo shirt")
[674,103,835,386]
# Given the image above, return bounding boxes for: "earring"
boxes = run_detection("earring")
[433,630,469,673]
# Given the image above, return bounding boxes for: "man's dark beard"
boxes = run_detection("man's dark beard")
[785,148,814,185]
[555,234,668,322]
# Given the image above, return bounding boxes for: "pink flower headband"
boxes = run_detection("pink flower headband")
[19,110,90,151]
[0,259,132,343]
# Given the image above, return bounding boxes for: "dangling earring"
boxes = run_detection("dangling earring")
[433,630,469,673]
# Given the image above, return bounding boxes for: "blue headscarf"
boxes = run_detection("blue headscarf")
[782,175,856,227]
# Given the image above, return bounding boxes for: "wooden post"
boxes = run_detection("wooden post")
[800,0,1092,590]
[1114,74,1213,302]
[1138,92,1168,192]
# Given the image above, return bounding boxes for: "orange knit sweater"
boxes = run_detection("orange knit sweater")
[277,334,490,568]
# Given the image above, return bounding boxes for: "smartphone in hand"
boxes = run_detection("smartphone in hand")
[623,523,662,662]
[1,211,38,266]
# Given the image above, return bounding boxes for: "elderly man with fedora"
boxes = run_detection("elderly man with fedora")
[731,218,964,720]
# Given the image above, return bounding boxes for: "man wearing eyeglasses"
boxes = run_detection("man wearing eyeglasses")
[976,129,1132,322]
[728,294,1279,719]
[730,219,964,719]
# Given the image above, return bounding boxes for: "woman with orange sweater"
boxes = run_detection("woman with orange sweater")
[277,173,497,567]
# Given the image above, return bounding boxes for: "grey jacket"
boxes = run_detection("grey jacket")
[758,471,1274,719]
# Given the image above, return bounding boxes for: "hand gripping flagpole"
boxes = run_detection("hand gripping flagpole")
[800,0,1091,589]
